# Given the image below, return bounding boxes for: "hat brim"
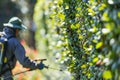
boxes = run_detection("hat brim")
[3,23,27,30]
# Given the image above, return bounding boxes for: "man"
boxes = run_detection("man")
[0,17,45,80]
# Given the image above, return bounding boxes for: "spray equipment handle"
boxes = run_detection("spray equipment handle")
[44,65,49,69]
[44,65,63,72]
[34,59,47,62]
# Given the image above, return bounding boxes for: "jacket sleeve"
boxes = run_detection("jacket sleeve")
[11,38,39,69]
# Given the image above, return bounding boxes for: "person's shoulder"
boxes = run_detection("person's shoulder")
[9,37,18,41]
[8,37,20,45]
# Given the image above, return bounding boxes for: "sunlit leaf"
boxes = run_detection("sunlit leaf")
[76,14,80,17]
[102,28,110,34]
[102,12,110,21]
[105,23,115,31]
[87,73,91,78]
[81,64,87,69]
[103,70,112,79]
[76,7,81,11]
[117,11,120,18]
[89,62,93,66]
[89,26,97,33]
[79,34,83,39]
[65,5,69,9]
[99,3,106,11]
[70,24,76,29]
[92,39,98,43]
[82,70,87,74]
[75,23,80,28]
[93,57,99,63]
[88,8,95,16]
[58,13,65,21]
[96,42,103,49]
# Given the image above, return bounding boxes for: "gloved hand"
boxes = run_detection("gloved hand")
[39,61,45,70]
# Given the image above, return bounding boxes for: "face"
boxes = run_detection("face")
[16,29,20,36]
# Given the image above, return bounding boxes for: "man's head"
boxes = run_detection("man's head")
[3,17,27,30]
[3,17,27,36]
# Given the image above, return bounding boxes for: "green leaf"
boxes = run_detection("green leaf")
[76,7,81,11]
[102,28,110,34]
[96,42,103,49]
[105,23,115,31]
[88,8,95,16]
[81,64,87,69]
[65,5,69,9]
[89,26,97,33]
[76,13,80,17]
[102,12,110,21]
[93,57,99,63]
[75,23,80,28]
[79,34,83,39]
[70,24,78,29]
[118,11,120,18]
[99,3,106,11]
[92,39,98,43]
[58,13,65,21]
[103,70,112,79]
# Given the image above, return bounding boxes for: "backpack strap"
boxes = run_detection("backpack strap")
[3,35,15,63]
[3,35,15,64]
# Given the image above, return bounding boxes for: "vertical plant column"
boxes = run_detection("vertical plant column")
[61,0,80,79]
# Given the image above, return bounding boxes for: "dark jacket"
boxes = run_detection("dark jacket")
[1,27,39,79]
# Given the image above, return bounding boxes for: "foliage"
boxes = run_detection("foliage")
[34,0,120,80]
[34,0,71,80]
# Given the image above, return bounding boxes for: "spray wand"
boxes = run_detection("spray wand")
[1,59,64,79]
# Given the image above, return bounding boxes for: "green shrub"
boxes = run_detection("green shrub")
[34,0,120,80]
